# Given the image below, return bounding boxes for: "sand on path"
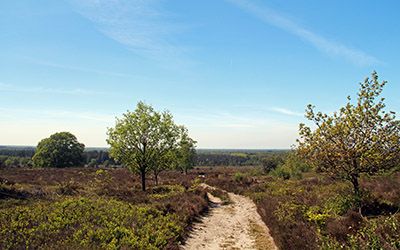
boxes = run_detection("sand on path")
[181,184,277,250]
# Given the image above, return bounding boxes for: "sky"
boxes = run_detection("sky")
[1,0,399,149]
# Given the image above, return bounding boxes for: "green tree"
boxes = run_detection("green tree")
[87,159,98,167]
[32,132,85,168]
[107,102,185,191]
[298,72,400,206]
[261,154,284,173]
[175,127,197,175]
[4,157,19,167]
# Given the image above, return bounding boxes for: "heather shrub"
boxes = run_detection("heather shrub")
[323,214,400,249]
[233,172,245,182]
[0,197,183,249]
[0,168,210,249]
[149,184,185,199]
[206,167,400,250]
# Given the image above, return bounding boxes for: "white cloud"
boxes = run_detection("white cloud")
[27,58,137,78]
[0,107,114,123]
[270,107,303,117]
[0,82,104,96]
[226,0,381,66]
[69,0,188,65]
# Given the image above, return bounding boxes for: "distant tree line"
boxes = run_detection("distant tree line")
[0,147,35,158]
[0,147,289,168]
[195,151,288,167]
[0,148,115,168]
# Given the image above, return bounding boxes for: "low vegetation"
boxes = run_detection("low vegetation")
[0,168,208,249]
[205,167,400,249]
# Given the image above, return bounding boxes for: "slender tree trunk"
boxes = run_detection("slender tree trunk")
[154,171,159,186]
[350,173,361,210]
[140,169,146,191]
[141,143,147,191]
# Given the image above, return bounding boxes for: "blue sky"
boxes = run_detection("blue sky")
[1,0,399,148]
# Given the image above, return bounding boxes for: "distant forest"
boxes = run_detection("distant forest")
[0,146,288,167]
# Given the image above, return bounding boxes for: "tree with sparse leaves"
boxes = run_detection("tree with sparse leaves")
[107,102,187,191]
[297,72,400,206]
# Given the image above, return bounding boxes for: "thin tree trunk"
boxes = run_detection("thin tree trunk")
[351,173,361,210]
[141,169,146,191]
[154,171,159,186]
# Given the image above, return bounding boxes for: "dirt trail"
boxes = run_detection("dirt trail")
[181,184,277,250]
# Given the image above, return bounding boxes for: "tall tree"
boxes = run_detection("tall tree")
[176,127,197,174]
[297,72,400,206]
[32,132,85,168]
[107,102,183,191]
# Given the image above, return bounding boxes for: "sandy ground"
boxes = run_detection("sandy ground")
[181,184,277,250]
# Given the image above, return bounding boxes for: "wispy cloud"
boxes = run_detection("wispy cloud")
[0,82,104,96]
[270,107,303,117]
[226,0,380,66]
[28,58,137,78]
[69,0,188,66]
[0,107,114,123]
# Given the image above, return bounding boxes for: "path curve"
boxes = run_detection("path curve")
[181,184,277,250]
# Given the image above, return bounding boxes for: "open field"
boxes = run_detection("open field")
[0,167,210,249]
[1,166,400,249]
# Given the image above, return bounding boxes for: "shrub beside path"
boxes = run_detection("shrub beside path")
[181,184,277,250]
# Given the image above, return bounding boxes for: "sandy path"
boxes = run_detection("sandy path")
[181,184,277,250]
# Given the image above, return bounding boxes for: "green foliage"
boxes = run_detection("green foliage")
[175,127,197,174]
[261,154,284,173]
[0,156,32,168]
[271,166,291,180]
[87,158,97,167]
[323,194,355,216]
[233,172,245,182]
[274,201,307,223]
[149,184,185,199]
[0,197,183,249]
[107,101,193,190]
[32,132,85,168]
[322,214,400,249]
[298,72,400,203]
[270,152,310,180]
[306,206,332,227]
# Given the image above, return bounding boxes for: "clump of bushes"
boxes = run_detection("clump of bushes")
[0,156,32,168]
[0,197,183,249]
[233,172,245,182]
[149,184,185,199]
[270,152,310,180]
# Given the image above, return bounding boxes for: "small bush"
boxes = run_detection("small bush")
[149,184,185,199]
[233,172,245,182]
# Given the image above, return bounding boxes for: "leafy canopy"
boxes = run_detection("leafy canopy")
[297,72,400,196]
[33,132,85,168]
[175,127,197,174]
[107,101,188,190]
